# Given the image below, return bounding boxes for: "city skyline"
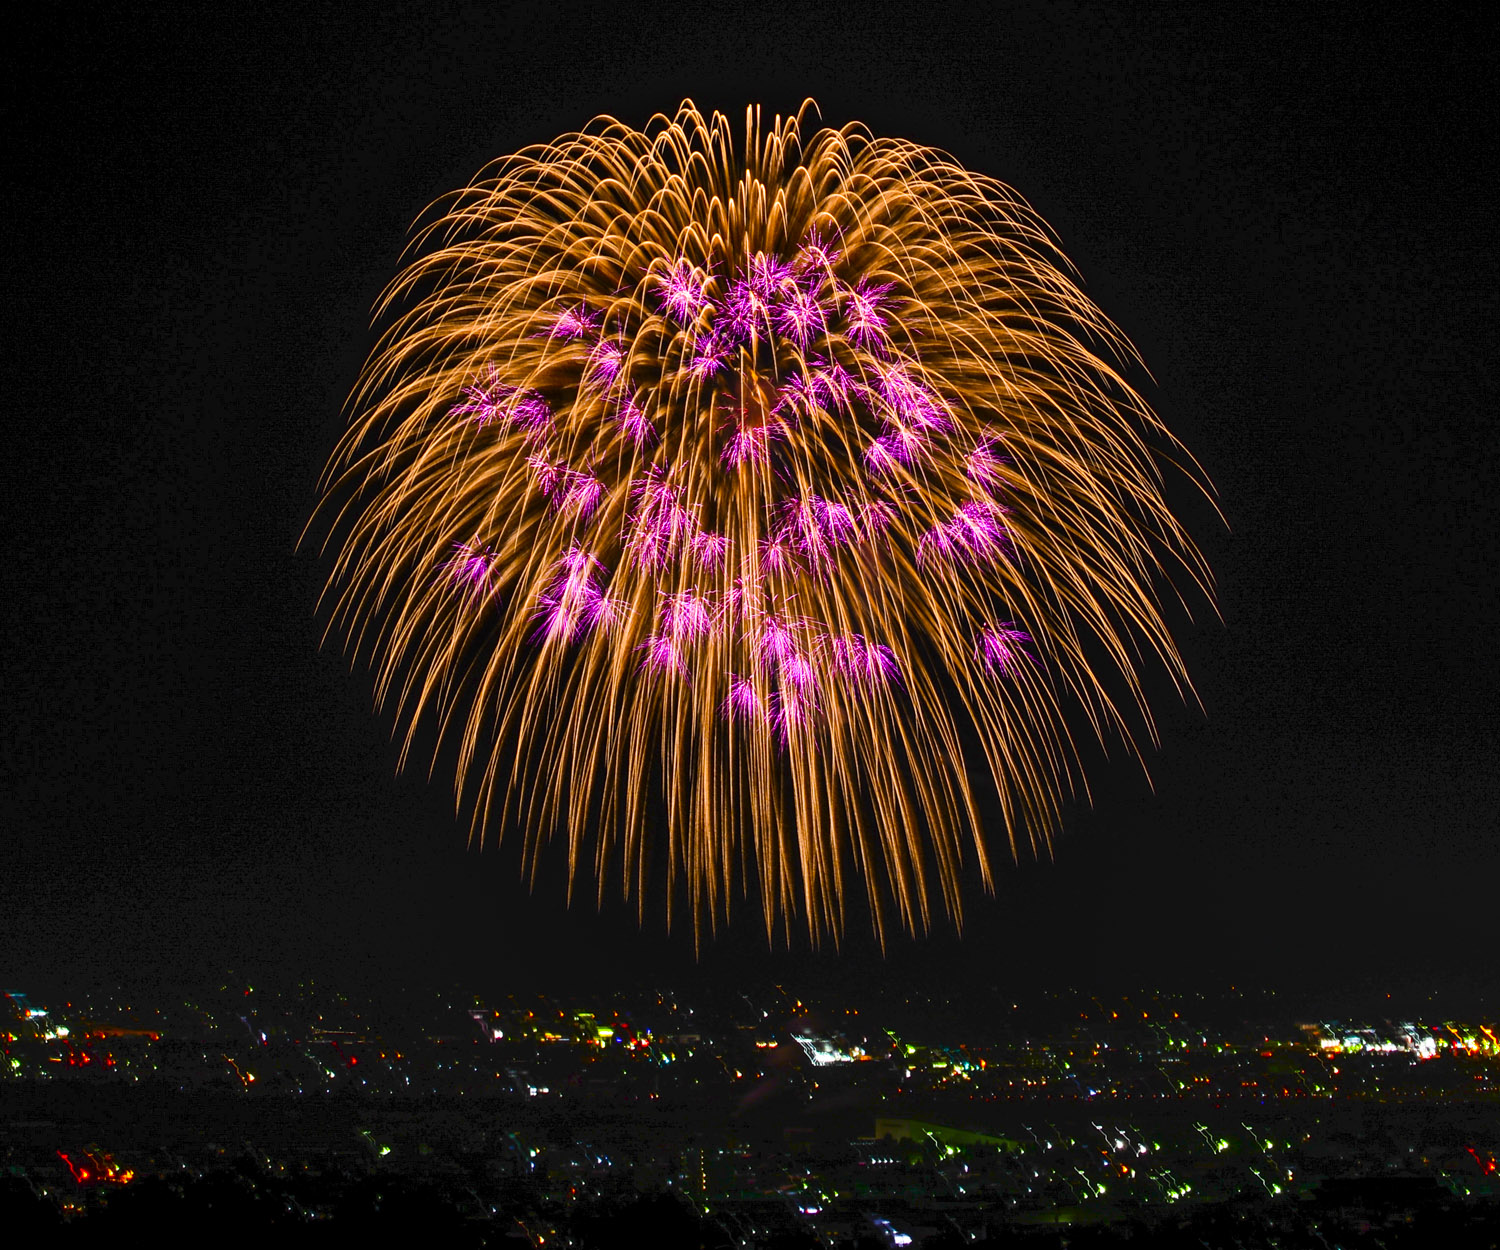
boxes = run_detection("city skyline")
[4,971,1496,1242]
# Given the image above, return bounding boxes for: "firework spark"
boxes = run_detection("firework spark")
[310,100,1214,945]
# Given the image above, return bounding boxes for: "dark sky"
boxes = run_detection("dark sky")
[5,4,1495,999]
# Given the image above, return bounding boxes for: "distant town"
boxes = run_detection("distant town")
[3,977,1496,1246]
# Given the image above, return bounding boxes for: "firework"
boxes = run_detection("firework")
[310,101,1213,945]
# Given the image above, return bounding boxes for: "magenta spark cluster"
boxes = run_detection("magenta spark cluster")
[446,227,1033,737]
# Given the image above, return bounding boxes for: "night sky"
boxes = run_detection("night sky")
[5,4,1495,999]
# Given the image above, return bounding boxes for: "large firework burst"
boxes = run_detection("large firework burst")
[311,100,1213,945]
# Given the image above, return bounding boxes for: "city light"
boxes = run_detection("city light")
[3,981,1495,1239]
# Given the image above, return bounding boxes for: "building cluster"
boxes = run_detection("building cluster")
[1,980,1496,1245]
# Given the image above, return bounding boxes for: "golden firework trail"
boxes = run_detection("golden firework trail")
[309,100,1214,946]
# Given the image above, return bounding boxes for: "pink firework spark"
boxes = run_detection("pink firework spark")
[446,539,498,595]
[774,282,830,348]
[660,589,714,641]
[877,363,949,431]
[526,453,565,498]
[722,425,774,469]
[829,633,899,685]
[776,370,819,417]
[721,576,757,625]
[782,651,817,694]
[448,367,512,427]
[779,494,859,568]
[808,358,860,410]
[794,227,841,273]
[747,251,795,299]
[555,469,604,519]
[582,591,628,634]
[509,389,554,437]
[860,500,899,538]
[724,674,764,722]
[534,546,608,643]
[879,419,934,466]
[843,278,893,351]
[756,615,798,669]
[717,280,768,342]
[976,623,1034,675]
[758,535,800,576]
[625,469,695,567]
[686,334,729,379]
[917,500,1009,566]
[613,392,657,446]
[585,338,626,389]
[656,258,712,324]
[692,529,730,569]
[638,633,686,676]
[965,437,1010,485]
[771,688,812,741]
[863,436,905,476]
[548,304,601,340]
